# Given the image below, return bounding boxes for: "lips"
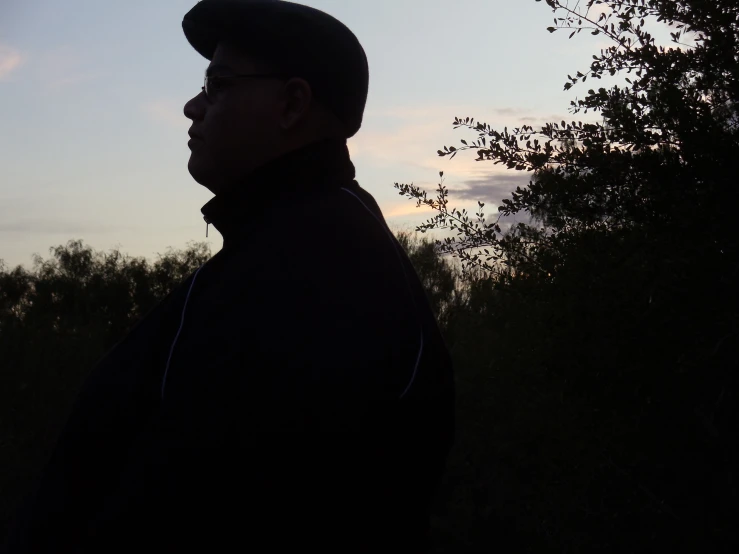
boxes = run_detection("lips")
[187,133,202,150]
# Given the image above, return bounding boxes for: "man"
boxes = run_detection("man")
[2,1,455,552]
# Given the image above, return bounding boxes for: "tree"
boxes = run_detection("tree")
[395,1,739,552]
[393,229,465,338]
[0,239,211,541]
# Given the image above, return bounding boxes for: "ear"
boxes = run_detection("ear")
[279,77,313,130]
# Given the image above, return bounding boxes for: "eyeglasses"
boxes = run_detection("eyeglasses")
[202,72,288,102]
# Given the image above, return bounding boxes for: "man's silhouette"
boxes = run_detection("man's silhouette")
[2,1,455,552]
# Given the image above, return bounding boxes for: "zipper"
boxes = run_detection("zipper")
[161,263,207,400]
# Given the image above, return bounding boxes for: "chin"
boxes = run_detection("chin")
[187,158,219,194]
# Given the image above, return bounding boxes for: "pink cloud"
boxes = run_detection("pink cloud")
[0,44,25,80]
[352,103,578,181]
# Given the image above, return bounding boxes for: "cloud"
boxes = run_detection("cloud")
[586,2,610,19]
[389,172,532,216]
[451,172,534,204]
[353,104,586,181]
[142,99,189,131]
[382,201,438,219]
[0,44,25,80]
[520,113,577,125]
[384,169,535,234]
[493,107,529,116]
[364,104,478,121]
[356,102,597,236]
[352,119,445,169]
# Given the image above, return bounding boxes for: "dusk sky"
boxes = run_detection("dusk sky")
[0,0,615,270]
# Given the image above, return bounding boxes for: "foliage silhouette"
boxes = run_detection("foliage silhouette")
[0,239,210,540]
[396,0,738,552]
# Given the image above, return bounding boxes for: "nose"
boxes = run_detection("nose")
[184,89,207,122]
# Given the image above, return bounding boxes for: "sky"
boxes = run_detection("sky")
[0,0,616,270]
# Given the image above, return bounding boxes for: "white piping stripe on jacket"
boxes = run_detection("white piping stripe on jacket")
[339,187,424,400]
[161,263,206,400]
[161,188,424,402]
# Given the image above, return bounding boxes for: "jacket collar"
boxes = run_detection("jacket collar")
[200,138,355,247]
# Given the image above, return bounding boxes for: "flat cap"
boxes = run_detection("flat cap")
[183,0,369,138]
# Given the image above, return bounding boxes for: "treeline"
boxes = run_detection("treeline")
[2,212,733,552]
[0,240,212,543]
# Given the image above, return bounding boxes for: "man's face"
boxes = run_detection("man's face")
[184,42,285,194]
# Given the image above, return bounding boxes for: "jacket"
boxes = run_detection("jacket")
[2,138,456,553]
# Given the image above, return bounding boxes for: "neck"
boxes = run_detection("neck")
[200,138,355,246]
